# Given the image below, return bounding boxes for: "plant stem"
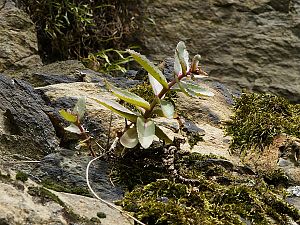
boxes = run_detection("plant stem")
[76,120,96,157]
[144,72,187,119]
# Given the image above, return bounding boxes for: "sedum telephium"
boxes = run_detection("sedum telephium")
[60,41,214,151]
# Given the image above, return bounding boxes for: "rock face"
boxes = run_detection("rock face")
[138,0,300,102]
[0,0,42,72]
[0,74,58,158]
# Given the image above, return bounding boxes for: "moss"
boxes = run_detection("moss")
[41,179,91,197]
[187,133,204,149]
[97,211,106,218]
[225,93,300,155]
[117,152,300,225]
[16,171,28,182]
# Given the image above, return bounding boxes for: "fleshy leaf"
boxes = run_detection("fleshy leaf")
[64,124,82,134]
[91,97,139,122]
[127,49,168,89]
[148,73,163,96]
[160,100,174,119]
[181,81,214,97]
[176,41,189,75]
[59,109,77,123]
[174,50,182,76]
[107,82,151,110]
[136,117,155,149]
[191,54,201,72]
[73,97,86,120]
[155,125,173,144]
[120,127,139,148]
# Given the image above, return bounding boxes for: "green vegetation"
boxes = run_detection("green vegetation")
[117,152,300,225]
[92,41,213,149]
[225,93,300,155]
[16,171,28,182]
[41,179,91,197]
[21,0,139,62]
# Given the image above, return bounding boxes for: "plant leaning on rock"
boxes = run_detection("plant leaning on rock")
[92,41,214,149]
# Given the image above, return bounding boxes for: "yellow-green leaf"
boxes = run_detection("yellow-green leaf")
[137,117,155,149]
[107,82,151,110]
[59,109,77,123]
[91,97,139,122]
[127,49,168,89]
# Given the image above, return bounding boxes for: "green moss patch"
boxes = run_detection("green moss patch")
[225,93,300,155]
[115,150,300,225]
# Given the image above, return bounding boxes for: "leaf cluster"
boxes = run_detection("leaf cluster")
[92,41,214,149]
[225,93,300,155]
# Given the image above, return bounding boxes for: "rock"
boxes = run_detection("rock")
[0,0,41,72]
[0,162,133,225]
[6,59,141,88]
[31,149,124,201]
[36,82,126,149]
[137,0,300,102]
[0,74,59,158]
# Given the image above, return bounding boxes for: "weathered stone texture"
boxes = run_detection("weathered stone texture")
[0,0,42,72]
[138,0,300,102]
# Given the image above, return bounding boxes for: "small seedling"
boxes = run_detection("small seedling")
[59,97,96,157]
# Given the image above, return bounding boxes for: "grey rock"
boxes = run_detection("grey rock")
[33,150,124,201]
[0,74,59,158]
[137,0,300,102]
[0,0,41,72]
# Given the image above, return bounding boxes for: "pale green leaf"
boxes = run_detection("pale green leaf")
[59,109,77,123]
[176,41,189,75]
[155,125,173,144]
[120,127,139,148]
[160,100,174,119]
[148,73,163,96]
[91,97,139,122]
[127,49,168,89]
[174,49,182,76]
[137,117,155,149]
[182,81,214,97]
[64,124,82,134]
[107,82,151,110]
[73,97,86,120]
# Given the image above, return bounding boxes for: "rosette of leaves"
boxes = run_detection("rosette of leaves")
[91,41,214,149]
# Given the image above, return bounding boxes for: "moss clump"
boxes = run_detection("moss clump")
[97,211,106,218]
[187,133,204,149]
[119,152,300,225]
[225,93,300,155]
[16,171,28,182]
[41,179,91,197]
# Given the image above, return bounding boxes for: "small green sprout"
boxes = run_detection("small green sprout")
[59,97,96,157]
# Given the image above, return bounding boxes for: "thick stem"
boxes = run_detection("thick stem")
[144,72,187,119]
